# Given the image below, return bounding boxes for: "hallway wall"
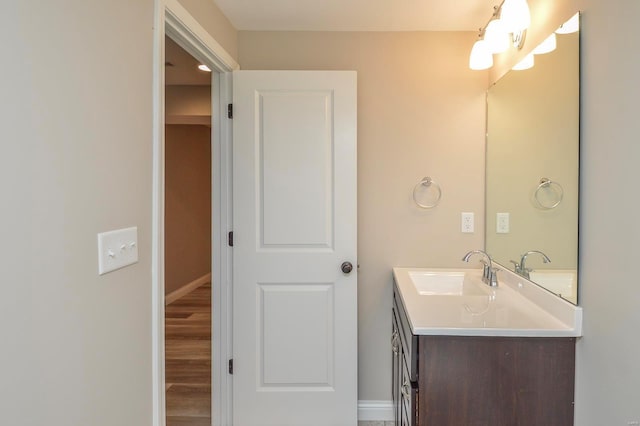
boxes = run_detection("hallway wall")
[165,125,212,296]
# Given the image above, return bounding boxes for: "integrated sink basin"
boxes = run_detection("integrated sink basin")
[393,266,583,337]
[408,270,488,296]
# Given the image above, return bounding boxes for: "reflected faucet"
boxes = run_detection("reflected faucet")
[462,250,498,287]
[510,250,551,279]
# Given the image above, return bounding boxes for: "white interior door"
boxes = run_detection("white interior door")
[232,70,357,426]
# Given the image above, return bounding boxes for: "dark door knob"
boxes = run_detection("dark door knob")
[341,262,353,274]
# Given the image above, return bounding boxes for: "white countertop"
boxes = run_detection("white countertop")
[393,266,582,337]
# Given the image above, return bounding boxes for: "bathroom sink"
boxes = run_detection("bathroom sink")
[393,266,582,337]
[408,270,489,296]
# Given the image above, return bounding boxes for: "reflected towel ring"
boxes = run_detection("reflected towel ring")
[413,176,442,209]
[534,178,564,209]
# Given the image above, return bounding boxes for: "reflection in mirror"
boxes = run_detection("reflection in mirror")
[486,16,580,304]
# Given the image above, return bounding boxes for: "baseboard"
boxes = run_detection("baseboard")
[165,272,211,305]
[358,400,394,421]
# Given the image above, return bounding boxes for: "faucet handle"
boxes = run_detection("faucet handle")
[488,267,499,287]
[479,259,490,279]
[509,260,521,272]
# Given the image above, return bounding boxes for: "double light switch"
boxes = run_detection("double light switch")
[97,227,139,275]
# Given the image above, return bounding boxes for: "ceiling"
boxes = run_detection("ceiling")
[165,37,211,86]
[212,0,488,32]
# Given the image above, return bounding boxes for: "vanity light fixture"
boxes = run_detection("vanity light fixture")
[484,19,510,54]
[532,33,557,55]
[556,12,580,34]
[469,37,494,70]
[468,0,531,70]
[198,64,212,72]
[512,53,535,70]
[500,0,531,33]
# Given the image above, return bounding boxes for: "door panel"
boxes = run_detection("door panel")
[233,71,357,426]
[259,90,334,249]
[259,282,334,388]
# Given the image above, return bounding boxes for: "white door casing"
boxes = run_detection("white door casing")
[232,71,358,426]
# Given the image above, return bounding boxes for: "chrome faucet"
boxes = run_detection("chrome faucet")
[510,250,551,279]
[462,250,498,287]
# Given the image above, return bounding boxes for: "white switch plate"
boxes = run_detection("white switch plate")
[461,212,474,233]
[497,212,510,234]
[97,227,139,275]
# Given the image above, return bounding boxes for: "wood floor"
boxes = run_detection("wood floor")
[165,282,211,426]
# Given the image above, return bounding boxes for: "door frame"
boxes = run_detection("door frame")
[152,1,239,425]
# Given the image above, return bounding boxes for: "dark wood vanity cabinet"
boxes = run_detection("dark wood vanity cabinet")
[392,286,576,426]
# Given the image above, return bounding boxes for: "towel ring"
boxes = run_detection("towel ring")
[534,178,563,209]
[413,177,442,209]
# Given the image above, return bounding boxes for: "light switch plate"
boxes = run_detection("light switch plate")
[97,227,139,275]
[497,213,510,234]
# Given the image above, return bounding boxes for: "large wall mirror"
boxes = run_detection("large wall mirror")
[486,14,580,304]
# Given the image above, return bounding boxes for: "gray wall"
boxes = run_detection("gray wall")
[573,0,640,424]
[494,0,640,422]
[0,0,236,425]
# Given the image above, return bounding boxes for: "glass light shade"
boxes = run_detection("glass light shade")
[484,19,510,54]
[556,12,580,34]
[512,53,534,70]
[469,39,493,70]
[501,0,531,33]
[532,33,557,55]
[198,64,212,72]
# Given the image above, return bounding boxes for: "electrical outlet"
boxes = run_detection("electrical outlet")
[496,212,510,233]
[461,212,474,233]
[97,227,139,275]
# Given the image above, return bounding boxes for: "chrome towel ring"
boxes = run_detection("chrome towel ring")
[413,176,442,209]
[534,178,563,209]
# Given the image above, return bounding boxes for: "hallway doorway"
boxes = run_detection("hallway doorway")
[164,35,212,425]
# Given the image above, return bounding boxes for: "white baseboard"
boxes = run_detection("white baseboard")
[358,400,394,421]
[165,272,211,305]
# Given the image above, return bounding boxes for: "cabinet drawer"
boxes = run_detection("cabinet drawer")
[393,281,418,382]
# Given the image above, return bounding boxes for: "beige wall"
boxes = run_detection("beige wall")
[238,31,488,400]
[178,0,238,60]
[165,125,212,295]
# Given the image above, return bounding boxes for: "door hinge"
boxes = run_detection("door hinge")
[228,231,234,247]
[227,103,233,119]
[228,359,233,374]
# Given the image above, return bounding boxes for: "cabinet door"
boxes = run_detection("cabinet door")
[400,348,417,426]
[391,308,401,425]
[417,336,575,425]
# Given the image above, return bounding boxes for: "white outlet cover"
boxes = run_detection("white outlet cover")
[461,212,474,233]
[497,212,510,234]
[97,227,139,275]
